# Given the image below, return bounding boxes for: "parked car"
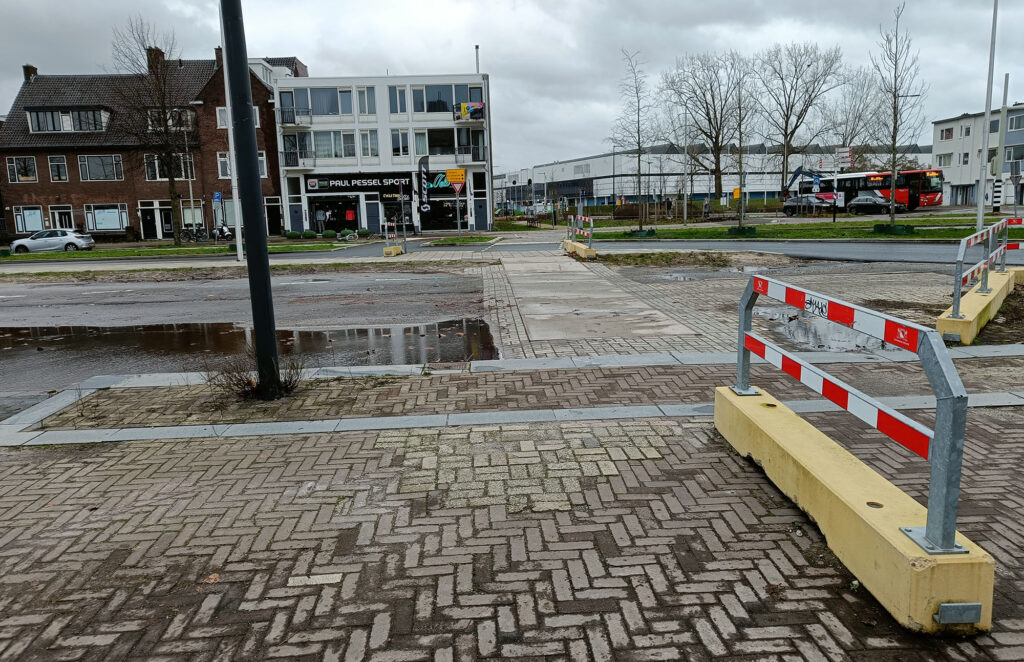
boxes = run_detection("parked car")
[847,195,907,215]
[782,195,834,216]
[11,229,95,253]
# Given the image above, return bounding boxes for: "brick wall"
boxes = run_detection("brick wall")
[1,70,281,239]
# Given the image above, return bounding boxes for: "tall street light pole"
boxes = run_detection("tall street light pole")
[221,0,282,398]
[977,0,998,231]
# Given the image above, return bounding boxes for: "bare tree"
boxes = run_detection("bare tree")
[732,53,759,227]
[662,52,740,199]
[870,2,927,225]
[110,16,196,245]
[818,66,881,170]
[752,42,843,194]
[610,49,657,230]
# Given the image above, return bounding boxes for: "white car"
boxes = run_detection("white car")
[11,229,95,253]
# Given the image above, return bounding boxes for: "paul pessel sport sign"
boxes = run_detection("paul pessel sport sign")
[305,173,413,195]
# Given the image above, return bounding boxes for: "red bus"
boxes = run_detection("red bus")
[799,169,944,210]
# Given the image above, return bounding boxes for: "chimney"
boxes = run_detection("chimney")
[22,64,37,82]
[215,47,223,70]
[146,47,164,75]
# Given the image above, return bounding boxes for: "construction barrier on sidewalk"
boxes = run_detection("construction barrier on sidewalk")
[562,215,597,259]
[717,275,993,632]
[938,218,1022,343]
[382,221,407,257]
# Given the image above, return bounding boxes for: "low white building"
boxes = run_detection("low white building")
[932,104,1024,206]
[501,143,931,209]
[273,73,493,233]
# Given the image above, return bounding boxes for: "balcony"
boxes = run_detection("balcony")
[455,145,488,164]
[280,149,316,170]
[277,108,312,126]
[453,102,486,123]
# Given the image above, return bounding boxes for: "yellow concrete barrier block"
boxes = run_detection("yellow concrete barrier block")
[714,386,994,633]
[936,270,1014,345]
[381,245,404,257]
[562,240,596,260]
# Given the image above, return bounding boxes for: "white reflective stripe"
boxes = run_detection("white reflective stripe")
[801,369,824,395]
[763,343,784,370]
[766,280,788,302]
[846,393,879,429]
[852,311,885,338]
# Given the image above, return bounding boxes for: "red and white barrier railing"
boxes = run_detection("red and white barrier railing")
[734,275,969,554]
[951,218,1021,317]
[567,215,595,249]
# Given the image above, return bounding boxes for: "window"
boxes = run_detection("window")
[358,87,376,115]
[341,132,356,158]
[936,153,952,167]
[427,128,455,155]
[49,155,68,182]
[13,206,44,233]
[217,152,267,178]
[962,152,970,166]
[391,129,409,157]
[6,156,37,183]
[144,154,194,181]
[28,109,104,133]
[454,84,469,107]
[216,106,260,128]
[84,203,129,231]
[1006,145,1024,163]
[469,86,483,103]
[311,88,339,115]
[388,86,407,114]
[425,85,453,113]
[28,110,61,132]
[360,129,379,157]
[412,87,425,113]
[414,130,427,156]
[78,155,123,181]
[964,125,971,137]
[339,89,353,115]
[990,119,1000,133]
[147,108,194,131]
[314,131,342,158]
[939,127,953,141]
[1010,115,1024,131]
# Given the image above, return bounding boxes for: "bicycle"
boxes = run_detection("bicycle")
[179,227,209,242]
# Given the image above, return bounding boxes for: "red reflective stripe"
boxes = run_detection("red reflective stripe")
[1008,243,1020,250]
[822,379,849,408]
[1009,218,1023,225]
[744,334,766,358]
[753,277,769,295]
[781,356,802,380]
[785,288,806,309]
[826,302,856,327]
[883,320,919,351]
[876,411,930,459]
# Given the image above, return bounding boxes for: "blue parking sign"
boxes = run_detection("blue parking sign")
[213,192,222,203]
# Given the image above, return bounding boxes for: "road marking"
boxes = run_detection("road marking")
[80,290,131,295]
[0,295,26,299]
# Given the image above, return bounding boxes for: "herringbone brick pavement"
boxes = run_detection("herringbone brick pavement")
[0,411,1020,660]
[42,357,1024,430]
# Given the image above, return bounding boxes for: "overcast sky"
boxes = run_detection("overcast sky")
[1,0,1021,174]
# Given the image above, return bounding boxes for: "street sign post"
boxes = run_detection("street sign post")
[446,169,466,236]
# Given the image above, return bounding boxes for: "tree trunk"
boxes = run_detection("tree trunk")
[167,173,183,246]
[713,154,723,199]
[636,153,643,231]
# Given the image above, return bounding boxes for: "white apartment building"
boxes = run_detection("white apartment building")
[273,74,493,234]
[933,104,1024,206]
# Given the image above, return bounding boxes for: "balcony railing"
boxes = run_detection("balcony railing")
[455,146,488,164]
[280,149,316,169]
[277,108,312,125]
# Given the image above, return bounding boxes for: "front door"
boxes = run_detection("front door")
[160,209,174,237]
[288,204,304,232]
[473,199,488,231]
[53,210,74,230]
[365,201,380,234]
[266,206,283,235]
[141,209,158,239]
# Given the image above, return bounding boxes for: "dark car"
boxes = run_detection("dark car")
[782,195,833,216]
[847,195,907,215]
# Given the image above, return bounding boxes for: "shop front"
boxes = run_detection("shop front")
[418,171,471,232]
[304,172,414,234]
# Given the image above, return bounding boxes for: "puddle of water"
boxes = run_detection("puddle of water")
[754,306,885,353]
[660,265,769,282]
[0,319,495,391]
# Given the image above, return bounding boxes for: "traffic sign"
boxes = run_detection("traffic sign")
[813,175,821,186]
[835,146,853,168]
[213,191,222,203]
[445,168,466,185]
[451,181,464,195]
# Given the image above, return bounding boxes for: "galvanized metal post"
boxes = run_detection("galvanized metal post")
[731,280,759,395]
[979,229,994,293]
[588,216,594,249]
[901,332,969,554]
[950,257,965,319]
[998,222,1009,272]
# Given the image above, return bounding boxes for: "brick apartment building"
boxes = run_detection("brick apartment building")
[0,49,306,241]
